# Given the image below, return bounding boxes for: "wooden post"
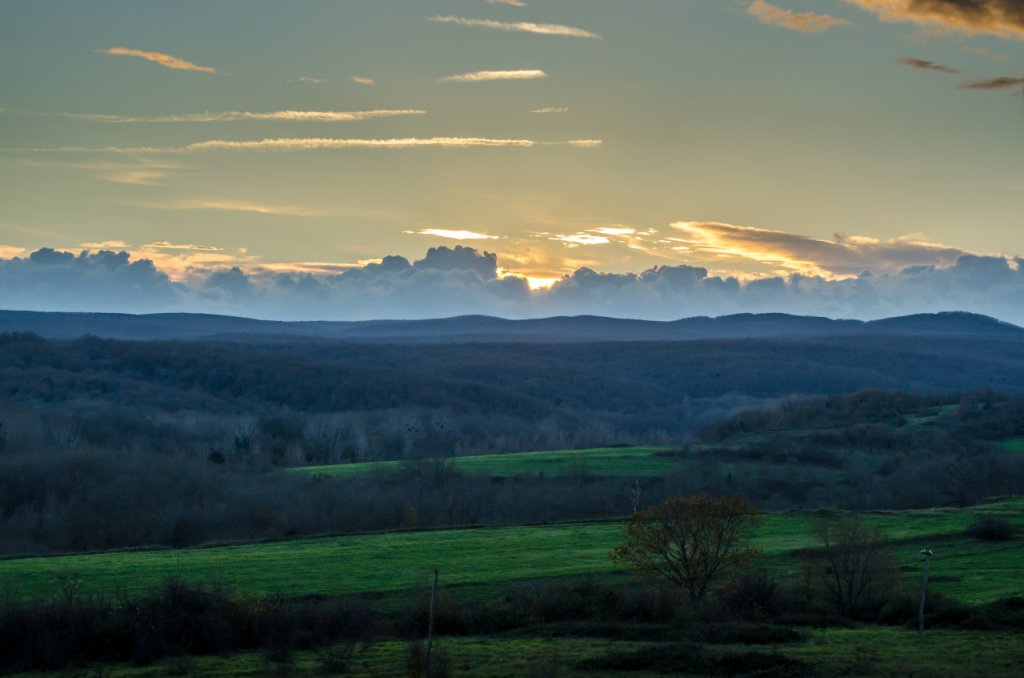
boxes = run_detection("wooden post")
[918,551,932,639]
[425,569,438,676]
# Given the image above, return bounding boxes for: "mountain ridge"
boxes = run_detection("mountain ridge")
[0,309,1019,343]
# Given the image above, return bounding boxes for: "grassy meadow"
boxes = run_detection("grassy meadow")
[292,446,680,479]
[3,498,1021,608]
[9,628,1024,677]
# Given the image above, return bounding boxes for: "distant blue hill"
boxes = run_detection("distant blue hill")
[0,309,1020,343]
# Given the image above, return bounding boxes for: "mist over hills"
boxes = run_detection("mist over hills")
[0,309,1019,343]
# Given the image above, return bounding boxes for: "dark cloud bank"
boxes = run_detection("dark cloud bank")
[3,245,1024,324]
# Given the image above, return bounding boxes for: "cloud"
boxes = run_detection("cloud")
[142,199,329,217]
[551,233,612,246]
[438,69,547,83]
[0,245,28,258]
[6,244,1024,323]
[0,248,183,313]
[844,0,1024,40]
[428,15,601,39]
[79,240,130,249]
[352,76,375,85]
[184,137,538,151]
[958,75,1024,89]
[531,107,569,114]
[65,109,426,123]
[297,76,323,84]
[407,229,500,240]
[101,169,167,184]
[559,139,603,148]
[143,241,224,252]
[99,47,217,73]
[488,0,527,6]
[669,221,965,277]
[898,56,960,73]
[255,261,365,275]
[23,158,182,185]
[747,0,851,33]
[1,137,603,153]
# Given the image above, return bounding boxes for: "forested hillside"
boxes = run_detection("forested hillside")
[4,332,1024,465]
[3,326,1024,556]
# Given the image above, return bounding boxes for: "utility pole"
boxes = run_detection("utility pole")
[918,548,934,638]
[425,569,438,676]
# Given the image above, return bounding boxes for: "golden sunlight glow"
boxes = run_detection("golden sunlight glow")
[411,229,500,240]
[670,221,834,278]
[0,245,28,258]
[525,276,560,290]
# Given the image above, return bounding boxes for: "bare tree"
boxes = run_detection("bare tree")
[813,516,898,615]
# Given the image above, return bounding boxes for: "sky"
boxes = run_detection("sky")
[1,0,1023,321]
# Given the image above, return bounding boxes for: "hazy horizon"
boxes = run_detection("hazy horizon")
[3,243,1024,324]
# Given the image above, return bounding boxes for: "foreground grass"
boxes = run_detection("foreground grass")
[13,628,1024,677]
[292,446,680,478]
[787,627,1024,677]
[2,499,1021,607]
[994,437,1024,455]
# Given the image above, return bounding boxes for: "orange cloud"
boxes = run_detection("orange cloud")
[99,47,217,73]
[0,245,28,258]
[748,1,851,33]
[2,137,602,153]
[429,15,601,39]
[407,229,500,240]
[143,199,328,217]
[670,221,965,277]
[69,109,425,123]
[438,69,547,83]
[844,0,1024,40]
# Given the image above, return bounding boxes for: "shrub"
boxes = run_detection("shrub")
[690,622,804,645]
[878,591,970,628]
[966,517,1017,541]
[401,588,465,637]
[0,578,379,672]
[579,642,706,672]
[712,650,809,677]
[317,644,353,675]
[165,654,194,676]
[719,572,784,620]
[405,641,450,678]
[501,621,673,642]
[503,579,606,624]
[962,597,1024,630]
[580,642,810,676]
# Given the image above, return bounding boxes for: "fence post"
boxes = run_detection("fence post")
[918,549,933,638]
[425,569,438,675]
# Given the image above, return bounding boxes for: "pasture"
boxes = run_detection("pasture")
[292,446,680,479]
[9,628,1024,677]
[2,498,1021,607]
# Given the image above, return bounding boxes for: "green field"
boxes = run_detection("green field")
[994,437,1024,455]
[292,446,681,478]
[11,628,1024,677]
[3,498,1022,607]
